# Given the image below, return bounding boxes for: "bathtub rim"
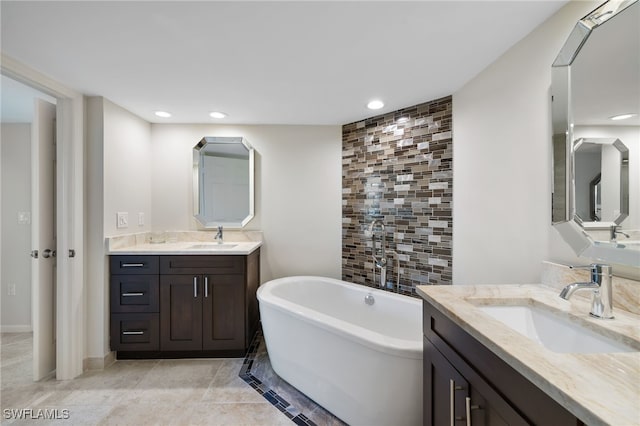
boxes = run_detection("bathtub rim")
[257,275,422,360]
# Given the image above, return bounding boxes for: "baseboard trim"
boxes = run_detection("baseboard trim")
[0,325,32,333]
[84,351,116,371]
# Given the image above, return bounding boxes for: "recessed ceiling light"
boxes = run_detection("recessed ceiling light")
[367,100,384,110]
[209,111,228,119]
[154,111,171,118]
[609,113,637,121]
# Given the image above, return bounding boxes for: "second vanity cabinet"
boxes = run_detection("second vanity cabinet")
[423,301,584,426]
[110,250,260,358]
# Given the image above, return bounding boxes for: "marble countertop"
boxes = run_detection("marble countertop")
[107,240,261,255]
[416,284,640,426]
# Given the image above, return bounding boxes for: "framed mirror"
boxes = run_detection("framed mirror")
[573,138,628,224]
[551,0,639,266]
[193,136,255,228]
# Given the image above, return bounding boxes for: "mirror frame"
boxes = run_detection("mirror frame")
[551,0,638,266]
[192,136,255,229]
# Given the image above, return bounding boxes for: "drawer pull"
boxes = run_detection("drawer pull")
[122,331,144,335]
[122,292,144,297]
[121,263,145,268]
[204,277,209,298]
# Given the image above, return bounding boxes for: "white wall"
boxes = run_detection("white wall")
[452,1,598,285]
[150,124,342,282]
[86,97,152,360]
[103,100,153,236]
[1,124,32,331]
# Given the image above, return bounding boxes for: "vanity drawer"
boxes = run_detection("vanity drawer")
[110,275,159,313]
[160,255,244,275]
[110,313,159,351]
[110,255,159,275]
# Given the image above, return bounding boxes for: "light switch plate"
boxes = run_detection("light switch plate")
[138,212,145,226]
[117,212,129,229]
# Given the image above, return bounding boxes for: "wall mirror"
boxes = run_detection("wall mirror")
[193,136,255,228]
[573,138,628,224]
[551,0,639,266]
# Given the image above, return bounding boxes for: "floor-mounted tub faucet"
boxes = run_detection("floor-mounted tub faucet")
[559,264,614,319]
[368,220,387,288]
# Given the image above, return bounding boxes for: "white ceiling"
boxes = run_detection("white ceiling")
[1,1,569,125]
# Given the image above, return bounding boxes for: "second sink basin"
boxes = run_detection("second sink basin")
[186,243,238,250]
[478,305,636,354]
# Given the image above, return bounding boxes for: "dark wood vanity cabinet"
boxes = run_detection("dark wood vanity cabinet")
[109,256,161,352]
[110,250,260,358]
[423,301,584,426]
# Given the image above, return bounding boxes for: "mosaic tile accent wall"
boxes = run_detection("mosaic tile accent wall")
[342,96,453,295]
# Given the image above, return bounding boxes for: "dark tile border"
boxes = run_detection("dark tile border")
[239,329,317,426]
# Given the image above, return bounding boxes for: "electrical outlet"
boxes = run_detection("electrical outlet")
[117,212,129,229]
[8,283,16,296]
[138,212,145,226]
[17,211,31,225]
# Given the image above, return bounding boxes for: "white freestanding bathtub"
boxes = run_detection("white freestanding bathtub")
[257,276,423,426]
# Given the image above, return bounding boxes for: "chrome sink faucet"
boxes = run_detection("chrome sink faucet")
[610,225,630,242]
[559,264,614,319]
[215,225,223,244]
[368,220,387,288]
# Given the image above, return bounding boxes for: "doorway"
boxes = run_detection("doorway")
[2,57,85,381]
[1,74,57,381]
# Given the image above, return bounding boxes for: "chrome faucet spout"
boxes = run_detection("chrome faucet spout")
[215,225,224,244]
[559,281,599,300]
[559,264,614,319]
[610,225,631,242]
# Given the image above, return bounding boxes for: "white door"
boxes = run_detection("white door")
[31,98,56,381]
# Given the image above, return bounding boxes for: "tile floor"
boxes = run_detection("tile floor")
[0,332,338,425]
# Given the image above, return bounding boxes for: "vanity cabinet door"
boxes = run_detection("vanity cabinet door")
[424,339,524,426]
[424,337,469,426]
[202,274,245,351]
[160,275,203,351]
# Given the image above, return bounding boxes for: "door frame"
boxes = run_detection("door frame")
[2,54,84,380]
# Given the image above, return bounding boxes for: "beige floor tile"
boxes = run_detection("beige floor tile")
[182,402,292,426]
[201,359,264,404]
[97,401,189,426]
[0,334,308,425]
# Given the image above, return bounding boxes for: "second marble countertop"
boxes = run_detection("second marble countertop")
[416,284,640,426]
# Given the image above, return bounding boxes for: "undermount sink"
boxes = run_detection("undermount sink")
[478,305,637,354]
[186,243,238,250]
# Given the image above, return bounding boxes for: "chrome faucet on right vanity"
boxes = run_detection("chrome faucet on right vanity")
[559,264,614,319]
